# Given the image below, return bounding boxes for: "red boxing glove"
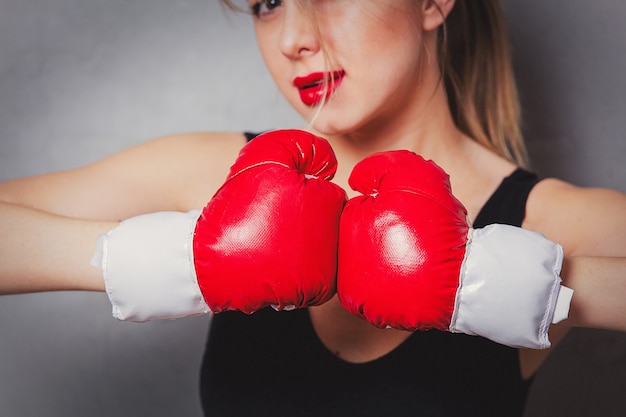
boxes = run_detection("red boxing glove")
[338,151,468,331]
[338,151,572,349]
[93,130,346,321]
[195,129,347,313]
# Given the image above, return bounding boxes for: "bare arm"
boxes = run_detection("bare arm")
[0,132,246,220]
[525,179,626,332]
[0,202,113,293]
[0,131,246,294]
[562,256,626,331]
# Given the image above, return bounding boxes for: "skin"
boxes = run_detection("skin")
[1,0,626,379]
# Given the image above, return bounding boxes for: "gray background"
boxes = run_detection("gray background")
[0,0,625,416]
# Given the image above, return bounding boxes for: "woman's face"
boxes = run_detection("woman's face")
[249,0,436,136]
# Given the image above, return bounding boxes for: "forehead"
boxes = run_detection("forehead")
[226,0,421,16]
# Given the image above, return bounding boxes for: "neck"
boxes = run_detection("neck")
[317,82,467,171]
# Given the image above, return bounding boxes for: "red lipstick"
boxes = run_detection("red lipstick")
[293,70,345,106]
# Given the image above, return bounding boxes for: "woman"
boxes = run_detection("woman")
[1,1,625,415]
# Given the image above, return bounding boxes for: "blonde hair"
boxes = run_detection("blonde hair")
[441,0,527,166]
[221,0,528,167]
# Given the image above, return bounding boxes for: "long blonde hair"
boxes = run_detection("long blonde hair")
[441,0,527,166]
[221,0,528,166]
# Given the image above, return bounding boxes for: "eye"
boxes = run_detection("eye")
[250,0,283,19]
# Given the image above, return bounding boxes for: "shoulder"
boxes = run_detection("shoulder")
[523,177,626,256]
[117,131,249,210]
[0,131,250,219]
[121,131,248,161]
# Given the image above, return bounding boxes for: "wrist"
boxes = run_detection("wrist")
[451,224,572,349]
[91,210,210,321]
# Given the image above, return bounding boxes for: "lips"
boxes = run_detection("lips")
[293,70,345,106]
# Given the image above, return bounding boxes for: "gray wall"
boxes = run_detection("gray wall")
[0,1,624,416]
[502,2,626,416]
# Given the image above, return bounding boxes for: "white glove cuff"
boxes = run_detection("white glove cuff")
[91,210,210,321]
[450,224,572,349]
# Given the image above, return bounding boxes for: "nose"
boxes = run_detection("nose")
[279,4,321,60]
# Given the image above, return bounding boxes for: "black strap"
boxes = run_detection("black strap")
[473,168,539,228]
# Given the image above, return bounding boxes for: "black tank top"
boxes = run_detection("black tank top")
[199,133,540,417]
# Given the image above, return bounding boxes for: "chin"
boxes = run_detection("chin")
[304,110,359,137]
[306,121,348,138]
[291,95,367,137]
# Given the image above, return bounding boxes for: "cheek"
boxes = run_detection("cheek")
[256,33,292,92]
[257,43,315,120]
[329,5,424,70]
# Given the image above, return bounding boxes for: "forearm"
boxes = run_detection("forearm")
[0,202,114,294]
[562,256,626,331]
